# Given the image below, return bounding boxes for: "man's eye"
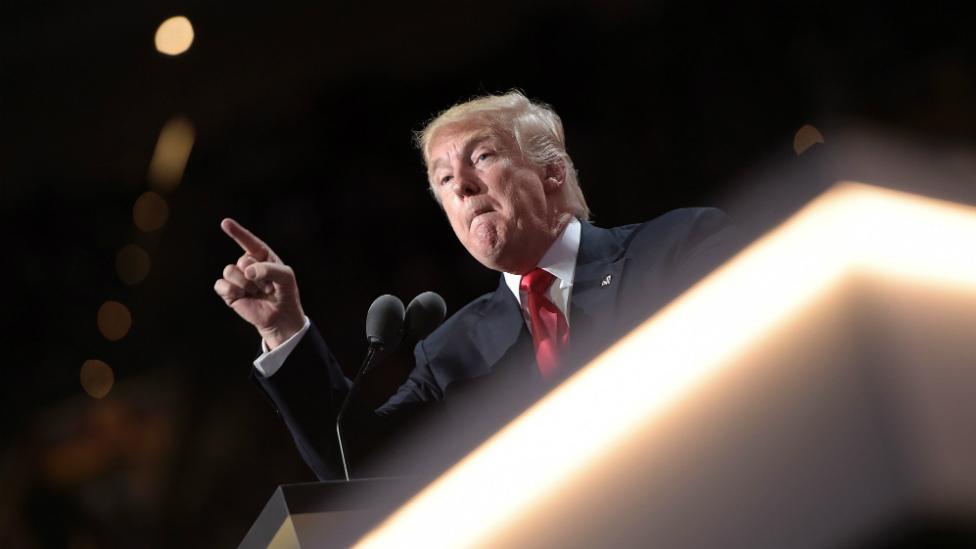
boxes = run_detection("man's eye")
[440,175,453,186]
[475,152,494,163]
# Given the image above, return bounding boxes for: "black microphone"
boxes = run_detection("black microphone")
[336,294,405,481]
[403,291,447,340]
[364,294,406,366]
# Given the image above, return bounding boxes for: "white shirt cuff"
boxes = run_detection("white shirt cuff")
[253,316,311,378]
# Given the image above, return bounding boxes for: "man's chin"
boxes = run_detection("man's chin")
[466,231,529,273]
[465,240,509,271]
[471,248,503,271]
[472,246,536,275]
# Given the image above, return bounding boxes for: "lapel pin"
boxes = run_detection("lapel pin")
[601,274,612,287]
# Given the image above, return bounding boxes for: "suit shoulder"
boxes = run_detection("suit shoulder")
[631,207,731,239]
[622,207,733,254]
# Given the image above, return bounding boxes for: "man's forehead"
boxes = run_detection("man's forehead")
[427,126,505,168]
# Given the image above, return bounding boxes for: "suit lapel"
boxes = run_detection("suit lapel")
[569,223,628,354]
[469,278,525,368]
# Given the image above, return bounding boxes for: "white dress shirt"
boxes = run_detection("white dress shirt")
[502,217,580,326]
[254,218,582,377]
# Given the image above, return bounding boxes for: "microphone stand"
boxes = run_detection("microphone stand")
[335,343,382,482]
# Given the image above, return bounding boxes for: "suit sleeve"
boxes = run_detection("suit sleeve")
[252,322,443,480]
[376,339,444,415]
[251,323,352,479]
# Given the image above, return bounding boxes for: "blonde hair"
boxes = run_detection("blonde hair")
[416,90,591,220]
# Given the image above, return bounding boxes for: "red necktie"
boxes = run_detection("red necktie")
[520,268,569,379]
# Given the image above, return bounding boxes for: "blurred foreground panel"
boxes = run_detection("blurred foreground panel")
[350,183,976,549]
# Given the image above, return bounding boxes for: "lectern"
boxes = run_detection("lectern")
[238,477,417,549]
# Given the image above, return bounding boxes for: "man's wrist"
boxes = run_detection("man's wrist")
[254,316,311,377]
[261,315,306,350]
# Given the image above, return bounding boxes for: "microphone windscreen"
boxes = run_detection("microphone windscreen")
[366,294,405,350]
[404,291,447,340]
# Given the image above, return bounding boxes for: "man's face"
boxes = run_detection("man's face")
[427,126,558,274]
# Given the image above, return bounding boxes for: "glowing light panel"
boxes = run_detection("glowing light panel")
[354,182,976,549]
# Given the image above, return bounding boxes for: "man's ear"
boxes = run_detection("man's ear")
[543,161,566,194]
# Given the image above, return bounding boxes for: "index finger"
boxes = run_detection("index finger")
[221,218,270,260]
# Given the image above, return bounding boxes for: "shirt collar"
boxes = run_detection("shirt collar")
[503,217,581,299]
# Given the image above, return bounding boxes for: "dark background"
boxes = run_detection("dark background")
[3,1,975,547]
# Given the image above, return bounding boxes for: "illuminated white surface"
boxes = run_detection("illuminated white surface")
[354,183,976,549]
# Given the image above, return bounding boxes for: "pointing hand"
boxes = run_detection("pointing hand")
[214,218,306,349]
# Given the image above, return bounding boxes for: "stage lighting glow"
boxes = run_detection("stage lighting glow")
[148,116,195,192]
[97,301,132,341]
[116,244,151,285]
[80,360,114,399]
[133,191,169,232]
[793,124,824,155]
[155,16,194,56]
[353,182,976,549]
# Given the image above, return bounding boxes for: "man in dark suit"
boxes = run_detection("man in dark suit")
[214,92,737,480]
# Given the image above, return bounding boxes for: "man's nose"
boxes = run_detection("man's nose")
[451,169,481,198]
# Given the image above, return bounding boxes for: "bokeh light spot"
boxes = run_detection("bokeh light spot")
[155,16,194,56]
[97,301,132,341]
[80,360,114,399]
[148,116,195,192]
[793,124,825,156]
[116,244,151,285]
[133,191,169,232]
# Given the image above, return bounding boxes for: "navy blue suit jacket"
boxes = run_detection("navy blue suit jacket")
[255,208,737,480]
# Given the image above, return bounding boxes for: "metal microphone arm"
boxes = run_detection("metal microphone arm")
[335,343,382,482]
